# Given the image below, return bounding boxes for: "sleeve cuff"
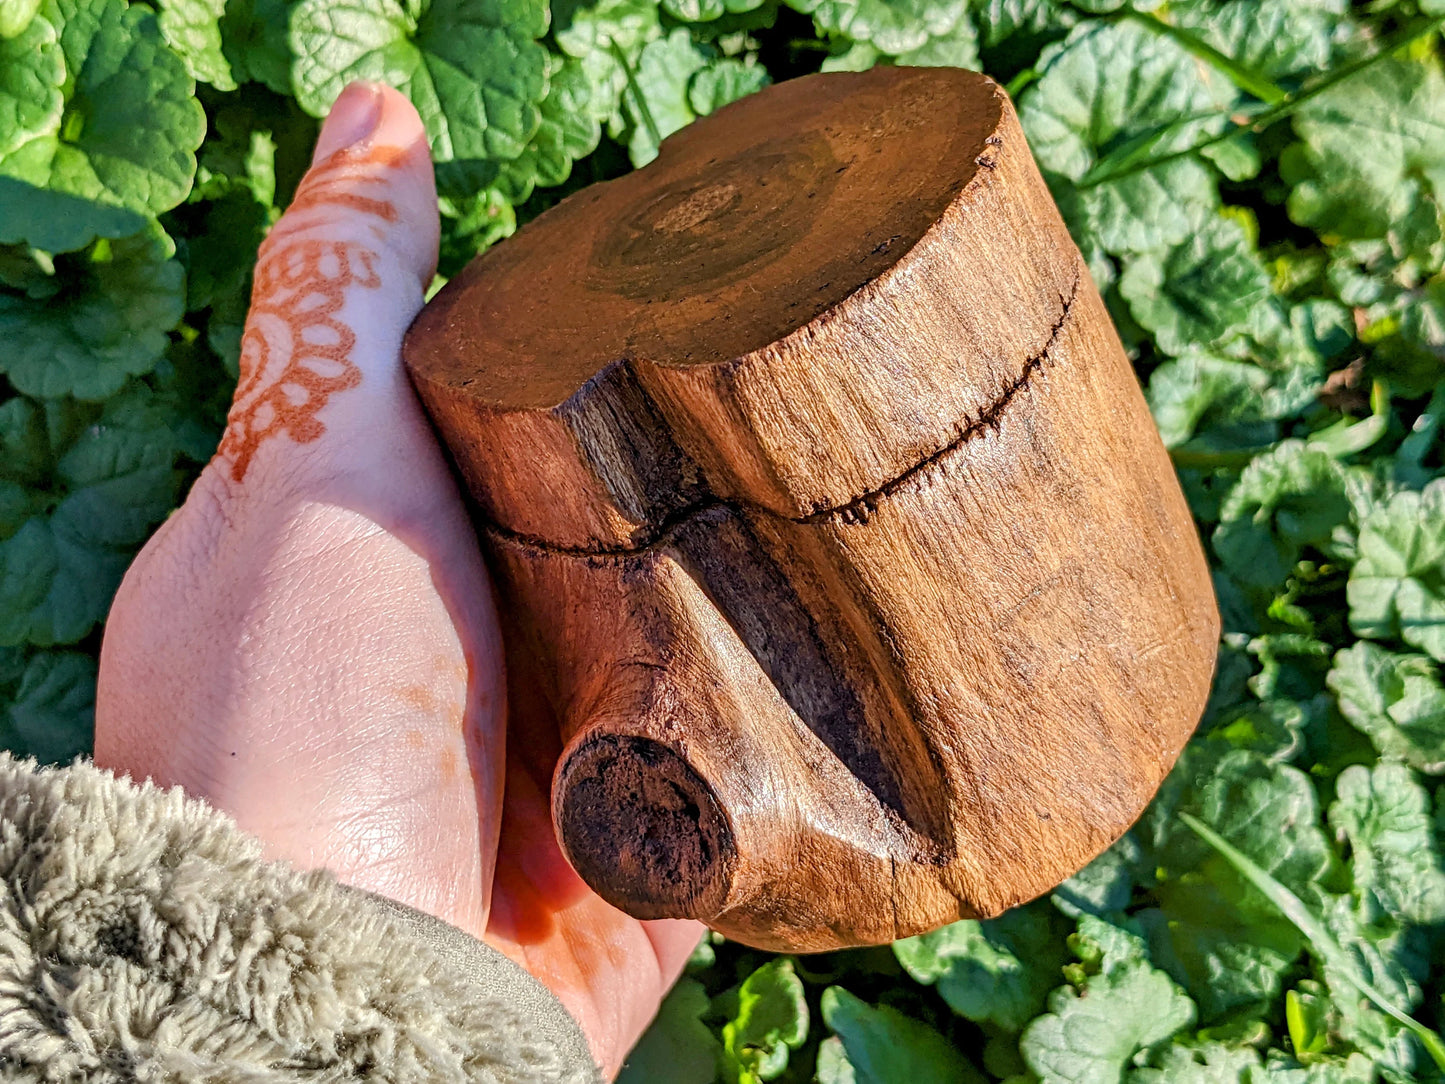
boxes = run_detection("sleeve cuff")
[0,752,601,1083]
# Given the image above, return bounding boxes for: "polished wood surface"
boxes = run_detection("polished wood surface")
[403,66,1219,951]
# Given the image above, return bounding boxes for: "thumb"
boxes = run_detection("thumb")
[95,82,504,941]
[216,82,441,495]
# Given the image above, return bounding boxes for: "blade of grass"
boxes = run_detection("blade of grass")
[1168,445,1275,470]
[1077,107,1237,182]
[1125,9,1287,104]
[1180,811,1445,1070]
[609,38,661,150]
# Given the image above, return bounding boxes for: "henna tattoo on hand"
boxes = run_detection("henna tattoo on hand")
[218,146,402,482]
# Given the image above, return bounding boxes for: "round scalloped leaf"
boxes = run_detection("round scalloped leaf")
[0,176,145,253]
[0,0,204,249]
[785,0,964,55]
[2,648,95,763]
[1118,214,1271,356]
[1020,20,1234,255]
[554,0,663,131]
[0,385,181,648]
[688,56,769,116]
[217,0,294,94]
[290,0,549,163]
[623,27,710,166]
[662,0,766,20]
[156,0,235,90]
[1348,480,1445,662]
[0,13,63,160]
[818,987,985,1084]
[0,0,43,37]
[1171,0,1345,82]
[1287,57,1445,247]
[1329,642,1445,774]
[0,223,184,400]
[496,54,600,203]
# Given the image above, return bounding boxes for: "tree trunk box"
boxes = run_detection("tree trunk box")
[402,65,1220,952]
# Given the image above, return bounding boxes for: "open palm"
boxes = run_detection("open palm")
[93,82,699,1080]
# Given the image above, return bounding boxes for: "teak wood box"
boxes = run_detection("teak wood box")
[402,65,1220,952]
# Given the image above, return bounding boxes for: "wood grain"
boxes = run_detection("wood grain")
[403,66,1219,951]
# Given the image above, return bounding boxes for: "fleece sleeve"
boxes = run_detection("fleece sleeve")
[0,753,601,1083]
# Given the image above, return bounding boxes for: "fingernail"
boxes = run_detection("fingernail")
[312,82,385,165]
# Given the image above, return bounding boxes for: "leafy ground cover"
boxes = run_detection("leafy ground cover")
[2,0,1445,1077]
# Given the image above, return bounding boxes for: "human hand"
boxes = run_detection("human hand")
[94,81,703,1079]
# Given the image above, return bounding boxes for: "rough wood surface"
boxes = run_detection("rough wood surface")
[403,65,1220,952]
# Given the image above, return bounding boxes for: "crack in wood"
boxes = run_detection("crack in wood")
[483,265,1082,558]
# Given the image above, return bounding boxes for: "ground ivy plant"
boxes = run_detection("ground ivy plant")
[2,0,1444,1078]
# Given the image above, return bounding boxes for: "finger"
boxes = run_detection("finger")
[95,82,504,943]
[215,81,441,501]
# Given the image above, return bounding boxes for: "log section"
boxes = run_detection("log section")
[404,65,1219,951]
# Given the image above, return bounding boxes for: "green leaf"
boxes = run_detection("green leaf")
[1123,10,1284,105]
[1019,20,1234,255]
[2,648,94,763]
[687,56,769,118]
[1200,131,1261,182]
[972,0,1074,50]
[1146,353,1277,449]
[1208,697,1317,764]
[0,223,185,400]
[894,901,1066,1031]
[184,190,270,316]
[618,978,720,1084]
[1180,812,1445,1072]
[1020,915,1196,1084]
[1316,896,1435,1077]
[1167,0,1346,82]
[817,986,985,1084]
[0,0,42,37]
[1328,762,1445,924]
[1138,876,1304,1022]
[216,0,294,94]
[661,0,766,22]
[0,0,206,245]
[819,41,878,72]
[1347,480,1445,661]
[193,100,281,206]
[554,0,662,131]
[156,0,234,89]
[1328,641,1445,773]
[1286,981,1331,1058]
[720,957,808,1084]
[289,0,549,163]
[1167,749,1336,896]
[783,0,967,56]
[0,177,145,253]
[1287,57,1445,248]
[1128,1041,1262,1083]
[496,55,601,203]
[623,27,710,166]
[0,13,63,161]
[1212,441,1355,593]
[437,185,515,278]
[1118,214,1272,357]
[0,385,180,647]
[1052,833,1141,919]
[892,13,979,69]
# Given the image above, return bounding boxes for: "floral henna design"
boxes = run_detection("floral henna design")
[220,240,381,481]
[218,146,402,482]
